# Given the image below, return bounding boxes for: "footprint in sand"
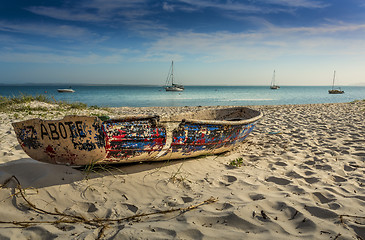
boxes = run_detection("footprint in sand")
[304,160,315,165]
[332,175,347,182]
[55,223,76,231]
[344,165,356,171]
[312,192,335,204]
[266,176,291,185]
[249,194,266,201]
[304,177,320,184]
[220,175,237,186]
[304,170,315,176]
[328,202,341,210]
[304,206,338,219]
[87,203,98,213]
[77,202,98,213]
[181,196,194,203]
[274,161,287,167]
[123,203,138,213]
[315,164,332,171]
[352,151,365,156]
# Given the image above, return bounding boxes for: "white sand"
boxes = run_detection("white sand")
[0,101,364,239]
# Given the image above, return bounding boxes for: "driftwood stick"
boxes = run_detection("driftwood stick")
[334,233,341,240]
[340,214,365,220]
[4,176,88,223]
[104,196,218,223]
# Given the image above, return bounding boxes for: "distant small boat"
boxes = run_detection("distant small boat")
[165,61,184,92]
[58,87,75,93]
[328,71,344,94]
[270,70,280,89]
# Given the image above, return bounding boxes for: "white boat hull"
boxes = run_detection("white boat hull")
[58,89,75,93]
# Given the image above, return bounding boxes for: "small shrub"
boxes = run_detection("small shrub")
[229,157,244,167]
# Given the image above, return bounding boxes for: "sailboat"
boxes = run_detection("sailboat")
[164,61,184,92]
[328,71,344,94]
[270,70,280,89]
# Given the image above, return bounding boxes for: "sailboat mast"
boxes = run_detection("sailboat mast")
[332,70,336,90]
[171,61,174,85]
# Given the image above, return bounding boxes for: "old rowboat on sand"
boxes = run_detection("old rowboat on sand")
[12,107,263,166]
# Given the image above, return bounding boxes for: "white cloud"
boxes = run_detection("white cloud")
[26,6,106,22]
[173,0,328,14]
[2,21,365,65]
[145,22,365,62]
[0,51,125,64]
[262,0,329,8]
[25,0,164,36]
[162,2,175,12]
[175,0,261,13]
[0,21,97,40]
[269,22,365,35]
[26,0,151,23]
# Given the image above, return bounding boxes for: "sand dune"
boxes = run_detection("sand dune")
[0,101,364,239]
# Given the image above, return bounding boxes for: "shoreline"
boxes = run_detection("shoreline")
[1,101,364,239]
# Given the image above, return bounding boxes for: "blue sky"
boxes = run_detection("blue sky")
[1,0,365,86]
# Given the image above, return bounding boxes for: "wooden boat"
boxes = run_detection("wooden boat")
[165,61,184,92]
[328,71,344,94]
[270,70,280,89]
[12,107,262,166]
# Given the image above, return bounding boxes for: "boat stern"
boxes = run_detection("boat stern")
[12,116,106,165]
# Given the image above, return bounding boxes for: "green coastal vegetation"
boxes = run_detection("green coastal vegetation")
[0,94,110,119]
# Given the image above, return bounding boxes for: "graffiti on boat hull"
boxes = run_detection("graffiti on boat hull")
[168,122,255,156]
[102,118,166,161]
[12,116,106,165]
[12,107,262,165]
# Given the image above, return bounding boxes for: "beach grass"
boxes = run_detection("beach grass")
[0,94,50,111]
[0,94,111,119]
[0,94,97,112]
[228,157,244,167]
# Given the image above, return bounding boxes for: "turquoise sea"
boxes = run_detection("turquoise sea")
[1,85,364,107]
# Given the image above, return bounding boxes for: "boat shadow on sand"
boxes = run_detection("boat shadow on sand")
[0,156,202,189]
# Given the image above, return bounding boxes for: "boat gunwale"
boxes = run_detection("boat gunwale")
[161,107,263,126]
[103,107,263,126]
[179,112,263,126]
[105,115,160,122]
[12,107,263,127]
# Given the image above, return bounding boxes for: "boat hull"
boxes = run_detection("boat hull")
[270,86,280,89]
[328,90,344,94]
[57,89,75,93]
[12,107,262,165]
[165,87,184,91]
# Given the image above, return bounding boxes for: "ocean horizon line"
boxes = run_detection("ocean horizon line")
[1,83,364,87]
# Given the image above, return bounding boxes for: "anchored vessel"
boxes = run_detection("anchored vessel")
[164,61,184,91]
[328,71,344,94]
[57,87,75,93]
[12,107,262,166]
[270,70,280,89]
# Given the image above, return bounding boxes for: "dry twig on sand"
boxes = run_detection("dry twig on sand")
[0,175,217,239]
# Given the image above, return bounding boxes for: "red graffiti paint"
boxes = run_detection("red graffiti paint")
[45,145,56,158]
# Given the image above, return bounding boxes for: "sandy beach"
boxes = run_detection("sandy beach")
[0,100,364,239]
